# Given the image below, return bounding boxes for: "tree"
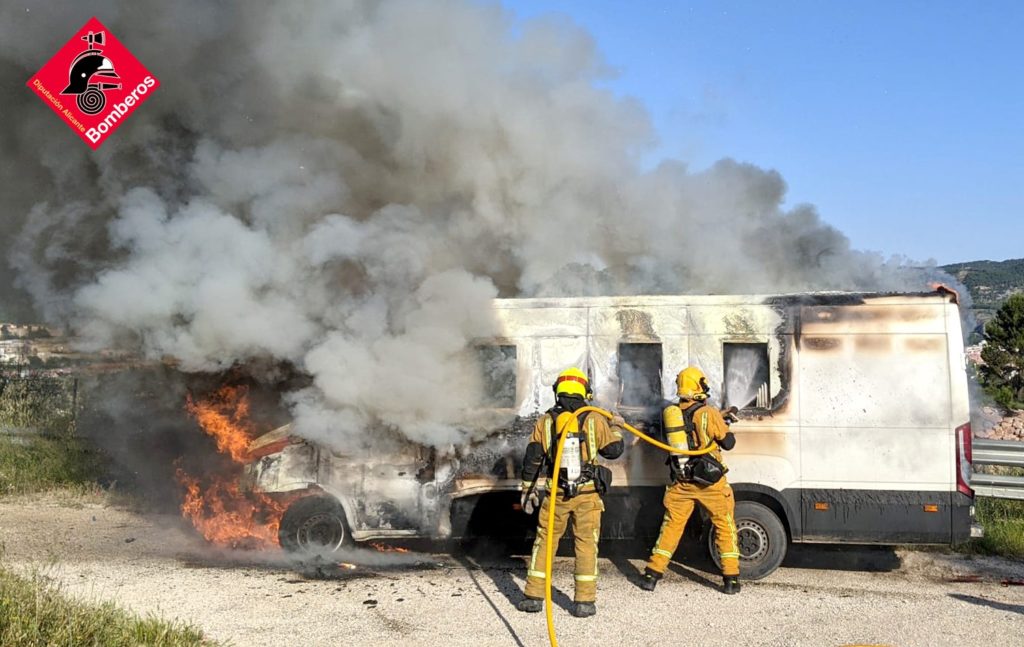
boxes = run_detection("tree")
[979,293,1024,410]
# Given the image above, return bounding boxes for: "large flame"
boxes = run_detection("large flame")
[185,386,253,462]
[176,467,286,548]
[177,385,285,549]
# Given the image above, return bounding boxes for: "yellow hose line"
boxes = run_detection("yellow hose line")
[543,418,569,647]
[543,405,716,647]
[581,406,718,457]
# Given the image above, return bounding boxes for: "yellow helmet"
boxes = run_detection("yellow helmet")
[676,366,710,401]
[554,367,592,399]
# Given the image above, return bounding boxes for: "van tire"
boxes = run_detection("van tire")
[707,500,787,580]
[279,496,352,554]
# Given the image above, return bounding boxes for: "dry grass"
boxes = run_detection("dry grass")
[0,377,76,435]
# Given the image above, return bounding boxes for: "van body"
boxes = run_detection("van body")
[245,289,976,578]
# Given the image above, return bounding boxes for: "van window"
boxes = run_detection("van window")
[618,343,663,407]
[476,345,517,407]
[723,342,770,409]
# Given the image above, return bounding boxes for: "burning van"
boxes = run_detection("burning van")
[243,288,977,578]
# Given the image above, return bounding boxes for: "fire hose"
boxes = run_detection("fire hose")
[542,406,718,647]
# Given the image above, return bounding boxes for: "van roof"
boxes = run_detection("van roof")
[492,289,957,310]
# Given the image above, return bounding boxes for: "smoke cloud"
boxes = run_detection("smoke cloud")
[0,0,950,449]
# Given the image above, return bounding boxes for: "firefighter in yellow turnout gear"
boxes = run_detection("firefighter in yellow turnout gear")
[517,367,625,618]
[640,366,742,595]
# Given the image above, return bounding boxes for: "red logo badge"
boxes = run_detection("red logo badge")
[26,17,159,150]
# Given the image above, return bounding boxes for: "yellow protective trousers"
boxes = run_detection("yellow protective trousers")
[524,490,604,602]
[646,479,740,577]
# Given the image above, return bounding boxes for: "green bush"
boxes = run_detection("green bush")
[0,565,217,646]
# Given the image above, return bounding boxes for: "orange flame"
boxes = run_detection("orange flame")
[177,385,285,550]
[185,386,253,463]
[370,542,410,554]
[176,468,285,548]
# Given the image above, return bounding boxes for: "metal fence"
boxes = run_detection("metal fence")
[0,374,78,437]
[972,438,1024,500]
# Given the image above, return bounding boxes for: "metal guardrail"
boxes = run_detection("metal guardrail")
[972,438,1024,500]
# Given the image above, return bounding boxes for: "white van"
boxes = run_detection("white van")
[245,288,977,578]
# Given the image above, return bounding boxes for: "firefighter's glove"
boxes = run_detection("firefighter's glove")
[522,489,541,515]
[719,431,736,451]
[609,413,626,428]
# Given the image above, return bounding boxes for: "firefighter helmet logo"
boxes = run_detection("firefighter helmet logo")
[60,31,121,115]
[26,17,159,149]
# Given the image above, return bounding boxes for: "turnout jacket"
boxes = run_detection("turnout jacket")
[520,406,624,488]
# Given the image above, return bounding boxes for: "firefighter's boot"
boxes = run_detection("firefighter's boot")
[723,575,741,595]
[639,568,660,592]
[573,602,597,618]
[517,596,543,612]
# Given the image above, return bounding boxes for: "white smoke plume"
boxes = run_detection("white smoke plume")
[0,0,950,449]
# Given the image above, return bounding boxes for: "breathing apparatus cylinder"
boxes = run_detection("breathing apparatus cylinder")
[554,411,583,497]
[664,405,690,473]
[561,435,581,476]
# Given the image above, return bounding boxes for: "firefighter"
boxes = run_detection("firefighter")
[517,367,625,618]
[639,366,742,594]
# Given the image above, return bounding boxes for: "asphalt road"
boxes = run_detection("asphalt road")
[1,500,1023,647]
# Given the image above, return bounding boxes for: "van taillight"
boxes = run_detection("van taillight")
[955,422,973,497]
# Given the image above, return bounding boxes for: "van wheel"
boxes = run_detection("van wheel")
[707,501,787,580]
[279,496,352,554]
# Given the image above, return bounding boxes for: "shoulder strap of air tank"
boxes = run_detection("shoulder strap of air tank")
[543,413,553,453]
[682,403,705,450]
[577,411,597,463]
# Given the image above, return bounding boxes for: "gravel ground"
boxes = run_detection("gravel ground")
[1,499,1023,647]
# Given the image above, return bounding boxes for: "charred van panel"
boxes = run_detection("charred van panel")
[250,442,317,492]
[800,489,955,544]
[803,336,842,351]
[449,487,672,542]
[613,308,657,337]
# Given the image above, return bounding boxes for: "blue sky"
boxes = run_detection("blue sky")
[500,1,1023,265]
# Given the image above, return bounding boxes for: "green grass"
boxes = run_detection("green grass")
[0,565,218,647]
[972,497,1024,558]
[0,375,109,497]
[0,436,106,497]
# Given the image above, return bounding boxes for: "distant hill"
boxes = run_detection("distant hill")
[941,257,1024,340]
[941,257,1024,310]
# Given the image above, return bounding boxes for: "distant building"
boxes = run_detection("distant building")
[0,322,140,373]
[965,343,985,366]
[0,339,31,365]
[0,323,61,340]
